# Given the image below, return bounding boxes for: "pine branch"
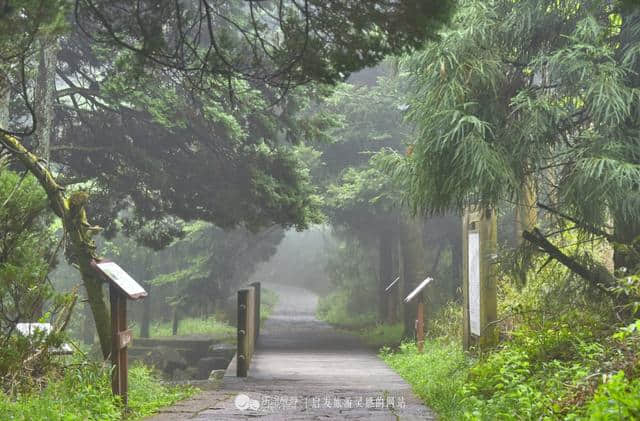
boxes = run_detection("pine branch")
[537,202,616,242]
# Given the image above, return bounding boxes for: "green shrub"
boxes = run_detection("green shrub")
[583,371,640,420]
[459,314,609,420]
[0,360,197,420]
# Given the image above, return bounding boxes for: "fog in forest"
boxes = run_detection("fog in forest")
[3,1,640,418]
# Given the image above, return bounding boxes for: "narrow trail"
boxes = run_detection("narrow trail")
[146,283,435,420]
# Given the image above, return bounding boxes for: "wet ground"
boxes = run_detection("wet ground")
[145,283,435,420]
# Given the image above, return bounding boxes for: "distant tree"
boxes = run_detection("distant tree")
[317,72,461,332]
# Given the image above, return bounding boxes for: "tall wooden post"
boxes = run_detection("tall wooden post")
[416,294,425,353]
[250,282,261,341]
[110,285,129,406]
[404,278,432,353]
[237,287,256,377]
[92,259,146,408]
[462,208,498,350]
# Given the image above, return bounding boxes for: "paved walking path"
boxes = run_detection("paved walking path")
[146,283,435,420]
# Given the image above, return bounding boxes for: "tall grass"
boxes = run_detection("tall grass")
[381,340,472,420]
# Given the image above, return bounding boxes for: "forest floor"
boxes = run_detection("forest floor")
[144,282,434,420]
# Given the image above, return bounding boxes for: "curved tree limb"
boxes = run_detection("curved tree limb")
[0,133,112,359]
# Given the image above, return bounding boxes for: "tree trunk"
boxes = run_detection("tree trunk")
[451,239,462,299]
[613,12,640,276]
[387,235,399,324]
[83,300,94,345]
[613,212,640,274]
[514,177,537,283]
[34,38,58,165]
[78,245,111,358]
[378,227,393,322]
[0,134,112,359]
[172,307,179,336]
[514,176,537,245]
[400,216,426,337]
[0,73,8,129]
[0,72,10,168]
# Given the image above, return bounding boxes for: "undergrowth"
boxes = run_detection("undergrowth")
[381,254,640,420]
[0,359,197,420]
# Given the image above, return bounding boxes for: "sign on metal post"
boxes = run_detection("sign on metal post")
[462,208,498,350]
[404,277,433,353]
[92,259,147,407]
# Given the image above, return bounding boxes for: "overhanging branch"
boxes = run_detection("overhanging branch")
[523,228,614,292]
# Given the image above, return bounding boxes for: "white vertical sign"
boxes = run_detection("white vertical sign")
[468,231,481,336]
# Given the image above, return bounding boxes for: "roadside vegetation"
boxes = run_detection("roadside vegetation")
[0,359,196,420]
[381,251,640,420]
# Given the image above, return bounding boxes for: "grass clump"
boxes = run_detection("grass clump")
[381,340,472,419]
[128,363,198,417]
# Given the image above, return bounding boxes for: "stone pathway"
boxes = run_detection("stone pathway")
[145,283,435,420]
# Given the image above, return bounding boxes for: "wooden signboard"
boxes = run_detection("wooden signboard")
[462,208,498,350]
[404,277,433,353]
[91,259,147,407]
[93,261,147,300]
[468,231,481,336]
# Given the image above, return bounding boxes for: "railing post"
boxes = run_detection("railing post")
[250,281,261,341]
[237,288,249,377]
